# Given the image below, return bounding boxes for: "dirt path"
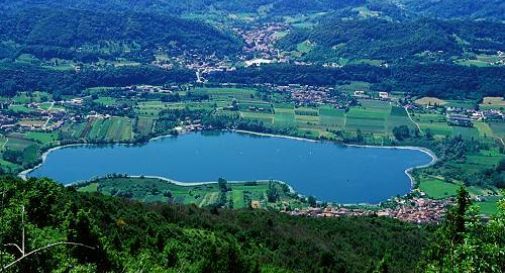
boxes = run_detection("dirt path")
[404,106,423,134]
[1,138,8,150]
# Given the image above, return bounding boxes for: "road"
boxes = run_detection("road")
[404,106,423,134]
[42,102,55,130]
[1,138,8,150]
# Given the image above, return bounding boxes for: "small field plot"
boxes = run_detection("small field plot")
[9,104,36,113]
[238,101,273,113]
[445,100,476,109]
[413,113,453,136]
[25,132,59,145]
[135,116,155,136]
[490,122,505,138]
[474,121,495,138]
[476,196,501,215]
[240,111,274,124]
[135,101,168,116]
[387,106,416,131]
[60,122,87,139]
[295,107,319,125]
[319,106,345,128]
[447,149,503,177]
[105,117,133,142]
[345,102,390,134]
[93,97,118,106]
[193,87,257,101]
[4,134,37,151]
[456,54,502,67]
[419,176,460,199]
[336,81,371,94]
[86,119,110,141]
[0,135,8,151]
[273,106,296,127]
[480,97,505,110]
[452,127,480,140]
[414,97,447,106]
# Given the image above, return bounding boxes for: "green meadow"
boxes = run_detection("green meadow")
[77,177,298,209]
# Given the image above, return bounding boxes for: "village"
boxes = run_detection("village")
[286,195,453,224]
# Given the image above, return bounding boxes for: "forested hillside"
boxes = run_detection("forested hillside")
[210,63,505,99]
[401,0,505,20]
[1,177,504,272]
[0,63,194,97]
[0,0,365,15]
[278,17,505,62]
[0,176,429,273]
[0,8,242,61]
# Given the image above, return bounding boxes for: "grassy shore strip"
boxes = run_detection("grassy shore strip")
[233,129,318,142]
[75,176,303,209]
[116,175,296,194]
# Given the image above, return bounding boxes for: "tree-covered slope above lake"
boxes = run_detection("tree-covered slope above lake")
[0,8,243,61]
[278,17,505,62]
[0,176,430,272]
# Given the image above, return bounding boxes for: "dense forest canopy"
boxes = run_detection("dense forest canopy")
[0,176,431,273]
[0,63,194,97]
[278,17,505,61]
[210,63,505,99]
[0,8,242,61]
[0,0,366,15]
[400,0,505,20]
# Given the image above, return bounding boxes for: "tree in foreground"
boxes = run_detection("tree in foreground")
[420,187,505,273]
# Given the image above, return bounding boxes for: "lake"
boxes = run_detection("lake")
[27,131,434,203]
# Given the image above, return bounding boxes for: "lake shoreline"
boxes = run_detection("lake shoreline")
[19,129,437,204]
[234,129,439,191]
[74,175,297,194]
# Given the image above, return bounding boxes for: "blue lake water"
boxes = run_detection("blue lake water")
[27,132,433,203]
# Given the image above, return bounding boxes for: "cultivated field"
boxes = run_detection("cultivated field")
[78,177,300,209]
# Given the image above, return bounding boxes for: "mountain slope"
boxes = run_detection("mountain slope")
[0,8,243,61]
[0,176,430,273]
[278,16,505,62]
[401,0,505,20]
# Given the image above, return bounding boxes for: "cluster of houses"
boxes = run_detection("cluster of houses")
[274,84,345,107]
[0,102,69,133]
[0,114,17,130]
[151,49,236,83]
[446,108,504,127]
[237,23,288,61]
[353,90,390,100]
[123,85,175,94]
[377,197,451,223]
[173,119,204,134]
[286,197,451,224]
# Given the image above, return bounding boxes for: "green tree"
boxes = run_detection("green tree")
[392,125,410,141]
